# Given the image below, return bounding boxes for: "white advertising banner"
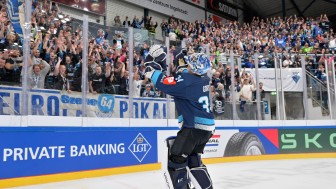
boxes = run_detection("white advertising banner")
[245,68,303,92]
[157,129,239,161]
[121,0,205,22]
[0,86,175,118]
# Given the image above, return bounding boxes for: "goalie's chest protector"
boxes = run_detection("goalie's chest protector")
[172,73,215,130]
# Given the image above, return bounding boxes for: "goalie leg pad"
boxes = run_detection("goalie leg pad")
[188,166,213,189]
[187,154,213,189]
[168,161,190,189]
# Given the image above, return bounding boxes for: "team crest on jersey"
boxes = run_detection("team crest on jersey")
[163,77,176,85]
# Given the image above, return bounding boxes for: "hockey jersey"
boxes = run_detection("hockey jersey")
[151,70,215,132]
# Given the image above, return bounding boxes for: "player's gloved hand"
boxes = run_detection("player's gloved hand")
[144,45,167,72]
[144,60,163,72]
[144,65,156,79]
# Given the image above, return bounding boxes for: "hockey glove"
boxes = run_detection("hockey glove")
[144,66,156,79]
[144,60,163,72]
[145,45,167,72]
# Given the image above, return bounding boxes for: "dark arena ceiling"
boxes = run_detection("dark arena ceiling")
[242,0,336,19]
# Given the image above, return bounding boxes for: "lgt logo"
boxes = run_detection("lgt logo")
[128,133,152,162]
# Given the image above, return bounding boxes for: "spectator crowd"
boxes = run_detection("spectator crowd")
[0,0,335,108]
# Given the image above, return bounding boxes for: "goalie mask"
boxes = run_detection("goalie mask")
[185,53,211,76]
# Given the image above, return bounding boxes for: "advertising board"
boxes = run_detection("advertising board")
[279,128,336,153]
[0,86,174,118]
[0,130,157,179]
[206,0,238,20]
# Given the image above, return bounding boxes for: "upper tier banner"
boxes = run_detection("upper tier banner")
[121,0,205,22]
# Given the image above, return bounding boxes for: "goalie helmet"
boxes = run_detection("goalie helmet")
[185,53,211,76]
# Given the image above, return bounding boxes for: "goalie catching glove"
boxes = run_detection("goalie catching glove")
[144,44,167,72]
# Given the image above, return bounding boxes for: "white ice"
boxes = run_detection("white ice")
[13,158,336,189]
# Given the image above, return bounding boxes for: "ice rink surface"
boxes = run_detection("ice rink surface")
[13,158,336,189]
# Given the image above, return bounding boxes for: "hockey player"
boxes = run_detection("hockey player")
[145,49,214,189]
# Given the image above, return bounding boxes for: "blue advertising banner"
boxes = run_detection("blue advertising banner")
[0,130,157,179]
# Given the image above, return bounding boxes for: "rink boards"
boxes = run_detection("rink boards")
[1,118,336,188]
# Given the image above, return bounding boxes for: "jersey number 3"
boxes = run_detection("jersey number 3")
[198,96,210,113]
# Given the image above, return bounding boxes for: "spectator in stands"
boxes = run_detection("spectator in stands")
[71,60,82,92]
[155,89,164,98]
[89,64,111,94]
[53,57,71,93]
[212,71,224,90]
[244,56,254,68]
[305,55,315,72]
[291,54,301,68]
[142,84,155,97]
[239,76,256,112]
[64,54,76,85]
[169,29,177,46]
[88,54,98,77]
[28,61,50,89]
[114,15,122,27]
[301,42,313,53]
[329,34,336,50]
[253,82,265,101]
[315,62,328,110]
[282,54,293,68]
[131,16,144,29]
[320,14,330,33]
[140,43,149,60]
[104,62,116,94]
[118,70,129,95]
[230,78,241,102]
[0,55,6,83]
[144,16,152,30]
[4,32,19,50]
[132,71,148,98]
[275,34,286,48]
[96,28,108,46]
[146,20,158,40]
[224,65,232,100]
[123,16,131,27]
[45,51,58,89]
[160,19,168,38]
[212,85,225,119]
[4,49,23,83]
